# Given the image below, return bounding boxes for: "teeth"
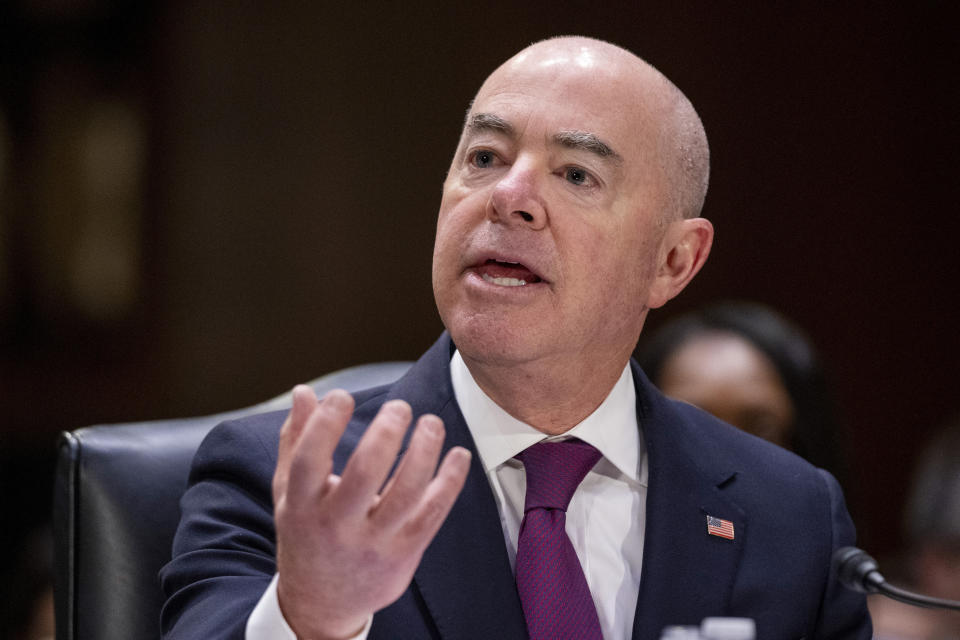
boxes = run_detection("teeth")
[482,273,527,287]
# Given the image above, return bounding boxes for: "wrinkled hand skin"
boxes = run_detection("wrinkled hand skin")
[272,386,472,640]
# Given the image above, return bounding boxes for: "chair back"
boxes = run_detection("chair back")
[53,361,413,640]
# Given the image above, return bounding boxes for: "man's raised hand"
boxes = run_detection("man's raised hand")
[272,385,471,640]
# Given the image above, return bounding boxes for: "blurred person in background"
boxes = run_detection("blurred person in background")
[636,301,848,487]
[869,418,960,639]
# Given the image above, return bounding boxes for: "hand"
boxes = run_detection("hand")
[272,385,471,640]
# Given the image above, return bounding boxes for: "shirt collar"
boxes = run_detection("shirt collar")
[450,350,642,483]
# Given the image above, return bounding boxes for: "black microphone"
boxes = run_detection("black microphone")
[833,546,960,611]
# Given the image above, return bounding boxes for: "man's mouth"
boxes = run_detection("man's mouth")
[477,259,543,287]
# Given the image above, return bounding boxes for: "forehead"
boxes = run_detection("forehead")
[467,48,661,163]
[668,333,784,388]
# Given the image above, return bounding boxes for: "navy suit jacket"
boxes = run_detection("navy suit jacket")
[160,333,871,639]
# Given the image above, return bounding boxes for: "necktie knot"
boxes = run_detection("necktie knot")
[515,439,602,512]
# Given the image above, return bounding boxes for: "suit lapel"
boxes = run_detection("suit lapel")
[391,335,528,640]
[389,338,750,639]
[630,363,746,640]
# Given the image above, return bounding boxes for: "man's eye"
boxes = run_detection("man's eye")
[564,167,590,185]
[472,150,496,168]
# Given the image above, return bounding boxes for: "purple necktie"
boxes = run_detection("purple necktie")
[515,439,604,640]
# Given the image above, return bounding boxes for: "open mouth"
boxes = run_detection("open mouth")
[477,259,543,287]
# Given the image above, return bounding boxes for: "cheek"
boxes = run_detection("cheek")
[618,217,667,298]
[560,232,651,338]
[433,190,485,291]
[434,196,468,263]
[569,219,657,299]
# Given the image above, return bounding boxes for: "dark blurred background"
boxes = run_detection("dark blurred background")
[0,1,956,628]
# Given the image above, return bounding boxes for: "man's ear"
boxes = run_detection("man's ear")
[646,217,714,309]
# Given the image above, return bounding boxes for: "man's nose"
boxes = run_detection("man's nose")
[488,162,547,230]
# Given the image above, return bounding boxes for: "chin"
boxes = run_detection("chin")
[443,311,549,368]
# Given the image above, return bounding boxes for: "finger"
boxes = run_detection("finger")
[376,414,442,498]
[285,389,355,505]
[331,399,412,518]
[273,385,318,503]
[404,447,471,545]
[371,414,443,510]
[372,414,445,527]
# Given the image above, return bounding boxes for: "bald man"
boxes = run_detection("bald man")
[161,37,871,639]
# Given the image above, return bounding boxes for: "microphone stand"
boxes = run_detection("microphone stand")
[874,580,960,611]
[834,546,960,611]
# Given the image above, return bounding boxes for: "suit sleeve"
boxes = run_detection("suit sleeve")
[813,469,873,638]
[159,417,281,640]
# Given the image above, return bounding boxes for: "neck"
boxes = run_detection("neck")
[461,349,632,435]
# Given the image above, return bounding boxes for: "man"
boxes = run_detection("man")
[161,37,872,639]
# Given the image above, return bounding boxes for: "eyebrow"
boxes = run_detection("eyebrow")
[553,130,623,165]
[466,112,622,165]
[466,112,515,137]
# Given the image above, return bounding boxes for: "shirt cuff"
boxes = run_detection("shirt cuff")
[246,574,297,639]
[245,573,372,640]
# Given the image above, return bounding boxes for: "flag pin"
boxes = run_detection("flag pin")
[706,515,735,540]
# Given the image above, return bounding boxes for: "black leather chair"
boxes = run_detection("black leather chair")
[53,361,413,640]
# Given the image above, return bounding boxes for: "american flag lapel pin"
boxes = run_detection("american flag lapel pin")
[706,515,735,540]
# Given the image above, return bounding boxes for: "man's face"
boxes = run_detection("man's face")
[432,43,676,370]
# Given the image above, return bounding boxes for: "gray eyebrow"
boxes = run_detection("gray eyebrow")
[466,113,622,166]
[466,112,516,137]
[553,130,622,165]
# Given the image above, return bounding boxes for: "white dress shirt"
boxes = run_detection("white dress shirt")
[451,351,647,639]
[247,351,648,639]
